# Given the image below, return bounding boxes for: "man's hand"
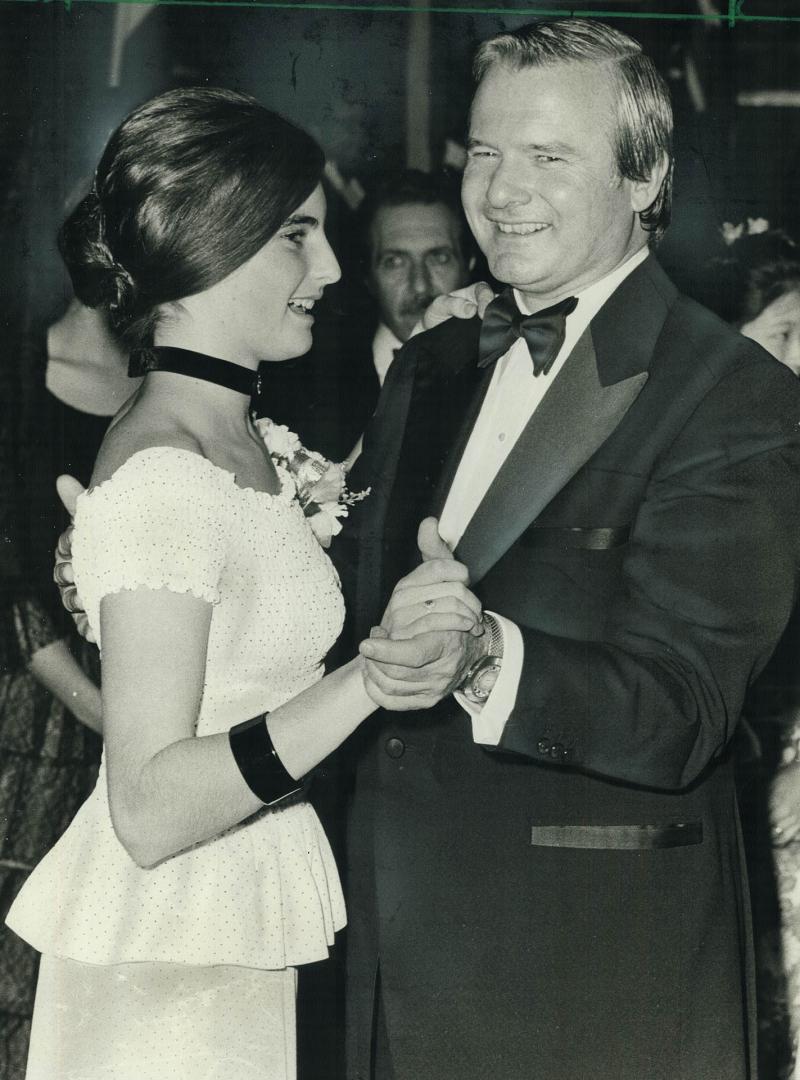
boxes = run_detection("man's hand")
[359,517,487,710]
[409,282,496,338]
[53,475,94,643]
[360,624,487,711]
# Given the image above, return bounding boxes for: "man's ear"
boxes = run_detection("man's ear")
[630,152,671,215]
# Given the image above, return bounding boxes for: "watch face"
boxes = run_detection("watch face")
[469,659,502,702]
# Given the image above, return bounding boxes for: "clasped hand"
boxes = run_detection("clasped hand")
[359,518,487,711]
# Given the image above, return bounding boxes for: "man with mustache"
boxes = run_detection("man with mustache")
[362,169,474,360]
[346,18,800,1080]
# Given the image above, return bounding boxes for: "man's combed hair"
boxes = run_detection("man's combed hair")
[473,19,674,243]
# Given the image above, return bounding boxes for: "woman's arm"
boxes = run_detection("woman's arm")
[100,587,375,868]
[101,536,481,868]
[28,637,102,734]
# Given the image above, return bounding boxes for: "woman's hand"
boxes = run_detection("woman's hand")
[360,518,487,711]
[379,559,483,640]
[378,519,482,641]
[770,762,800,845]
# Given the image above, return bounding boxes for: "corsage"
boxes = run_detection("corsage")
[256,418,370,548]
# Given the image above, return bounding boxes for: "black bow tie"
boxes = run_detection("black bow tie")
[478,289,578,376]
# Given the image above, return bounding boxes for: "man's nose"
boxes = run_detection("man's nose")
[485,159,531,209]
[409,259,433,296]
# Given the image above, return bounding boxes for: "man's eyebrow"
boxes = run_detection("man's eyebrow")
[523,141,573,155]
[467,136,573,155]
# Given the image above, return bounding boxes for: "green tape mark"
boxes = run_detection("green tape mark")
[20,0,800,26]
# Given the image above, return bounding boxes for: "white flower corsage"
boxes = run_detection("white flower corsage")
[256,418,370,548]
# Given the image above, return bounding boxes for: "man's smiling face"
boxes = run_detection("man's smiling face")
[462,60,646,309]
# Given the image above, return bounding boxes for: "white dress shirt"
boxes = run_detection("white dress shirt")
[439,247,650,745]
[372,322,403,387]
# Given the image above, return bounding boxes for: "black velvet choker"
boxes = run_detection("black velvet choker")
[129,346,260,398]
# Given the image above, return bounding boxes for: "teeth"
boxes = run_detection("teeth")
[288,298,315,313]
[496,222,549,235]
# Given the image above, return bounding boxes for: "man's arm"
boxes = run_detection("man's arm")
[364,358,800,790]
[500,360,800,789]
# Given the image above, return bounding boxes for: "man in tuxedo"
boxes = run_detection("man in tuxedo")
[346,19,800,1080]
[257,169,473,460]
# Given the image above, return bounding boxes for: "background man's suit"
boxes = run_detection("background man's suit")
[256,306,381,462]
[344,256,800,1080]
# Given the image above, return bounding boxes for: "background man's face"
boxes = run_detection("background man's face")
[368,202,470,341]
[462,60,644,306]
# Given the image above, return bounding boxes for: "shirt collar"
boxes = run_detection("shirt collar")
[372,322,404,386]
[513,246,650,334]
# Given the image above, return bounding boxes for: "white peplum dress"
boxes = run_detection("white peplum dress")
[6,446,348,1080]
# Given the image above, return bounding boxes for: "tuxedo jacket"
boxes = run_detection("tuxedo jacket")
[342,256,800,1080]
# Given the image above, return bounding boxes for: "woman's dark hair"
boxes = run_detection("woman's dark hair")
[694,229,800,326]
[58,87,325,347]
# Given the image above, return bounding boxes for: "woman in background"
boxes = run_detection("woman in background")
[0,519,101,1079]
[696,223,800,1077]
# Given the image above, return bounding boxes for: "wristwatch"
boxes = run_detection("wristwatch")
[458,613,503,705]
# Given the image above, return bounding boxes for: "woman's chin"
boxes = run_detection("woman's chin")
[261,330,314,364]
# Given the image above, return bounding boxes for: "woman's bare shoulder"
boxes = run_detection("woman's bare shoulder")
[89,411,204,490]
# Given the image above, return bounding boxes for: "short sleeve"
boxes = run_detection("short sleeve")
[72,448,231,644]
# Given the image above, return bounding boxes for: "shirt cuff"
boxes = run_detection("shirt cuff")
[454,612,523,746]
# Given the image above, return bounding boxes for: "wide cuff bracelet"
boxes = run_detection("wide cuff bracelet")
[228,714,304,806]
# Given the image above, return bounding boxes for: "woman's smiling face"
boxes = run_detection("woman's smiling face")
[179,184,341,365]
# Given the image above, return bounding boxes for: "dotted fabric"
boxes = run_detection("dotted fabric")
[7,446,346,969]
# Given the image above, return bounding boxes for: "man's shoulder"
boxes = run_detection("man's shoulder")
[654,288,800,442]
[668,288,797,388]
[391,314,483,380]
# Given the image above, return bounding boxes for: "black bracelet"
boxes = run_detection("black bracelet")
[228,714,304,806]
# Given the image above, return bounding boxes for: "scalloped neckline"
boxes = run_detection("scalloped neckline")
[82,446,296,505]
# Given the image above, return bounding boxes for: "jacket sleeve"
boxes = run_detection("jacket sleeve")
[499,358,800,790]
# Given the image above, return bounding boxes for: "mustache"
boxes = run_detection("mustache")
[399,296,435,318]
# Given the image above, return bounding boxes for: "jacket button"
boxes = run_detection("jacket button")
[537,739,550,756]
[385,737,405,759]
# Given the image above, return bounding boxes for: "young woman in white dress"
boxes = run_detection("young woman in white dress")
[6,87,482,1080]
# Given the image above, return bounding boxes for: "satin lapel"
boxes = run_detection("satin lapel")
[455,328,648,585]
